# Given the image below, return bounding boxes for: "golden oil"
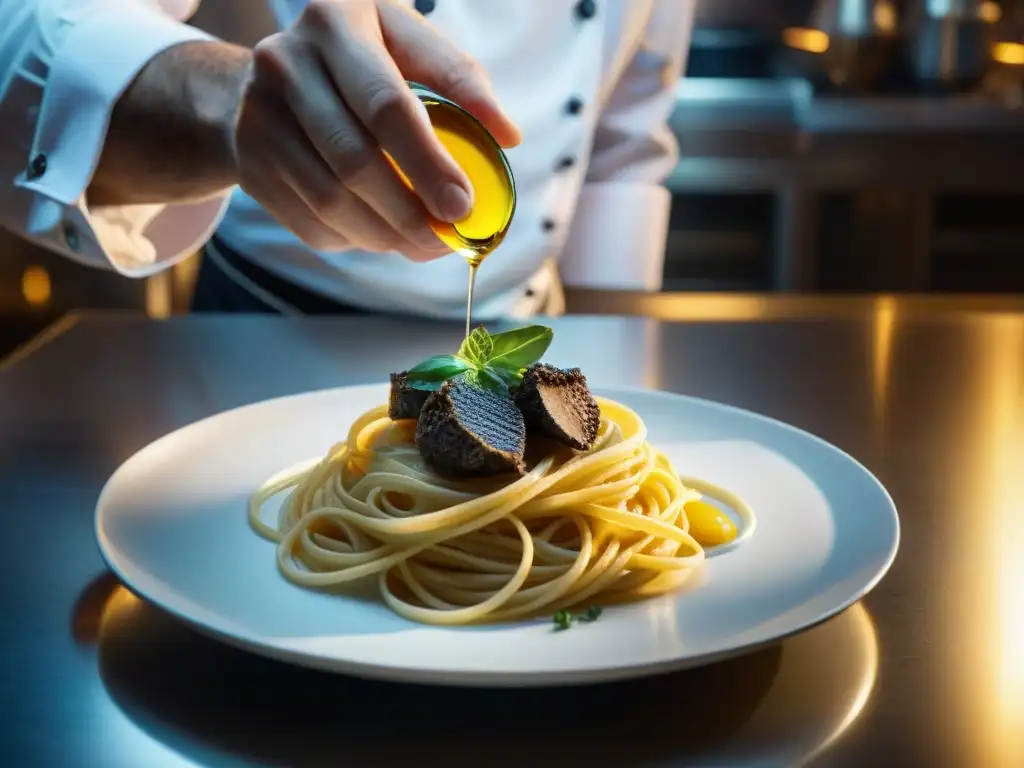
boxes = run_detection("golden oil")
[389,82,517,337]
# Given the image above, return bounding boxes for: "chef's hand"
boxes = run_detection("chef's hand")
[236,0,521,260]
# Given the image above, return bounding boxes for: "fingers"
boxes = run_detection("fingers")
[279,57,448,254]
[268,125,396,254]
[248,35,450,259]
[302,1,474,224]
[377,1,522,149]
[234,90,348,252]
[250,174,349,253]
[241,0,516,263]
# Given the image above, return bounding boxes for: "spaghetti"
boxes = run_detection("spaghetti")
[248,397,754,625]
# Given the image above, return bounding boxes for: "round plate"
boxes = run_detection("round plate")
[95,385,899,687]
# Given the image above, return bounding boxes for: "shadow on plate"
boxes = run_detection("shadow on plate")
[77,572,880,767]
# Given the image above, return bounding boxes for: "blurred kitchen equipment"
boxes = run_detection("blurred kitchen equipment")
[693,0,818,29]
[805,0,903,91]
[906,0,999,92]
[689,0,817,78]
[989,2,1024,97]
[687,28,780,79]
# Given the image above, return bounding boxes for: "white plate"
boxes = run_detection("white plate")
[95,384,899,687]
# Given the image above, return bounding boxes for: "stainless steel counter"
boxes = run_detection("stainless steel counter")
[2,300,1024,766]
[563,288,1024,318]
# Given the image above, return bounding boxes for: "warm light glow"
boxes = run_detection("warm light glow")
[653,295,771,322]
[99,584,143,632]
[91,585,199,766]
[993,42,1024,66]
[980,1,1002,23]
[871,297,898,450]
[21,265,51,307]
[948,317,1024,765]
[782,27,830,54]
[145,272,172,319]
[871,297,897,402]
[873,1,898,33]
[732,602,880,766]
[172,253,201,304]
[988,319,1024,764]
[812,606,880,765]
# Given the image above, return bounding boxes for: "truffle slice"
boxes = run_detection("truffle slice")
[389,372,430,420]
[514,364,600,451]
[415,378,526,478]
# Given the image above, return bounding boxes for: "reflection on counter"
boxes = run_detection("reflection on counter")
[965,316,1024,767]
[563,290,1024,321]
[84,577,879,768]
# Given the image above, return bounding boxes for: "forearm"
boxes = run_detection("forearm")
[88,40,251,207]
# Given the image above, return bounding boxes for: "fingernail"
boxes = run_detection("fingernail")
[438,183,472,222]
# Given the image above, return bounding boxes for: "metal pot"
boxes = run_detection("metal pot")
[693,0,817,30]
[781,0,903,92]
[906,0,997,92]
[688,0,819,78]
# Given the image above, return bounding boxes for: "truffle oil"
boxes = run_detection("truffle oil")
[392,82,517,338]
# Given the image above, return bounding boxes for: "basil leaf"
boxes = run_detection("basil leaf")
[458,326,493,365]
[486,325,553,371]
[460,367,508,395]
[579,605,603,622]
[553,609,573,631]
[406,379,446,392]
[484,363,523,389]
[406,354,473,383]
[477,367,510,394]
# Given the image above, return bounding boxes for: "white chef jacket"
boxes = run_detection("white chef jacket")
[0,0,694,319]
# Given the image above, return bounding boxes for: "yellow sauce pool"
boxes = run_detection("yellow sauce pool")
[686,500,738,547]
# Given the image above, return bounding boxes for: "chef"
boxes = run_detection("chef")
[0,0,694,319]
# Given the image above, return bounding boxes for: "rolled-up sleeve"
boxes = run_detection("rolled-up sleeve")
[559,0,694,291]
[0,0,230,277]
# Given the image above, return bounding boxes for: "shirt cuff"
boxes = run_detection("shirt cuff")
[90,194,231,276]
[15,2,226,274]
[558,183,671,291]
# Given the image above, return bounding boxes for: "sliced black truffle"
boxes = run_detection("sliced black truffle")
[415,378,526,478]
[514,364,600,451]
[389,372,430,420]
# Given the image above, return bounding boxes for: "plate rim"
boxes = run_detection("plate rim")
[94,383,901,687]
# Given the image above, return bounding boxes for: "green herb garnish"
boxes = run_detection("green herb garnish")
[486,325,554,372]
[405,325,553,395]
[458,326,494,366]
[578,605,603,623]
[552,605,603,631]
[553,609,574,631]
[405,354,475,391]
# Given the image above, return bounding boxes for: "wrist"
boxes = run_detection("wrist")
[183,41,252,187]
[89,40,253,206]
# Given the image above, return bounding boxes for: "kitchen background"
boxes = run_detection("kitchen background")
[2,0,1023,357]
